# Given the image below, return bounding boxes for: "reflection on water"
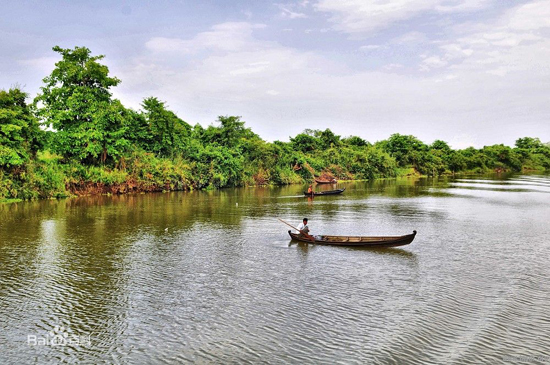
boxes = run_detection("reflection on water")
[1,175,549,363]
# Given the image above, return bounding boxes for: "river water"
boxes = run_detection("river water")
[1,175,549,364]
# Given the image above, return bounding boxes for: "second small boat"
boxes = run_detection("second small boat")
[315,178,337,184]
[304,188,345,196]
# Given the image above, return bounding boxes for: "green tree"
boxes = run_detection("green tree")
[35,46,128,164]
[123,108,150,151]
[445,150,467,173]
[515,137,543,150]
[431,140,451,152]
[217,115,250,147]
[318,128,341,149]
[482,144,522,171]
[141,97,191,157]
[342,135,368,147]
[514,137,550,171]
[200,116,256,148]
[290,133,319,153]
[379,133,427,167]
[0,88,43,167]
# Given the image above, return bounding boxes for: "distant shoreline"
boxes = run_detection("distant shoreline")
[3,169,547,205]
[2,46,549,203]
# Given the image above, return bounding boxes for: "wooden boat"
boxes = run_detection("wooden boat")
[288,230,417,247]
[304,188,345,196]
[315,178,337,184]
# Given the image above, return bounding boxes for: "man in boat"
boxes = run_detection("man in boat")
[307,185,313,194]
[297,218,315,241]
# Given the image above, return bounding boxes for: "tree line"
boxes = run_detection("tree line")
[1,46,549,201]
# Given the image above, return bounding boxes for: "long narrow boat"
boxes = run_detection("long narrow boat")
[304,188,345,196]
[315,178,337,184]
[288,230,417,247]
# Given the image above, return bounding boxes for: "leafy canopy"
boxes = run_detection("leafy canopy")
[35,46,128,165]
[141,97,191,157]
[0,88,43,167]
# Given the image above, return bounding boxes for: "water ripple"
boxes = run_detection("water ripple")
[1,175,549,363]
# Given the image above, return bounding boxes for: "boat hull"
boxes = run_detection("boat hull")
[288,230,417,247]
[304,188,345,196]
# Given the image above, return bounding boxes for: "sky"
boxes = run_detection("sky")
[1,0,549,148]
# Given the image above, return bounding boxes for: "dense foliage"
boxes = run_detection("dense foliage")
[1,46,549,201]
[0,88,42,167]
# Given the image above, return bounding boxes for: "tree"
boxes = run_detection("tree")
[297,128,341,149]
[34,46,128,164]
[290,133,319,153]
[0,88,43,168]
[199,116,256,148]
[342,135,368,147]
[431,140,451,152]
[379,133,427,167]
[218,115,249,147]
[318,128,341,149]
[515,137,543,151]
[514,137,550,171]
[482,144,522,171]
[141,97,191,157]
[122,108,150,151]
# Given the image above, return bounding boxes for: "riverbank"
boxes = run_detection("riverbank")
[2,157,544,204]
[2,138,549,203]
[2,46,549,203]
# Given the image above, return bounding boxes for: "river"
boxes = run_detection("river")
[1,175,549,364]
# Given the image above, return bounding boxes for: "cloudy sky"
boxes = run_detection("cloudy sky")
[1,0,549,148]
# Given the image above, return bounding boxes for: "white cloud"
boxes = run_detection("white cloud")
[440,44,474,57]
[145,22,266,54]
[393,31,428,45]
[434,74,458,82]
[420,43,474,70]
[383,63,404,71]
[449,133,478,149]
[315,0,493,35]
[436,0,491,13]
[359,45,380,51]
[486,67,508,77]
[19,56,59,75]
[229,61,271,75]
[6,1,549,148]
[113,18,550,146]
[418,1,550,76]
[507,0,550,31]
[421,56,448,70]
[276,2,308,19]
[280,7,308,19]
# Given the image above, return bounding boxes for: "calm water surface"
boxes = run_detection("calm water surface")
[1,175,549,364]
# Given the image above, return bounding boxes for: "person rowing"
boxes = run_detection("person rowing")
[297,218,315,242]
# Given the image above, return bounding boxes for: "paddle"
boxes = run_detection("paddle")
[278,218,316,242]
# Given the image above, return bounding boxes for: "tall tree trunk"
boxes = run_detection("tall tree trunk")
[102,146,107,164]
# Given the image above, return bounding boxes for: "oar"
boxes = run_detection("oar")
[278,219,316,242]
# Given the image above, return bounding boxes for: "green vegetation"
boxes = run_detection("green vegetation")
[1,46,549,201]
